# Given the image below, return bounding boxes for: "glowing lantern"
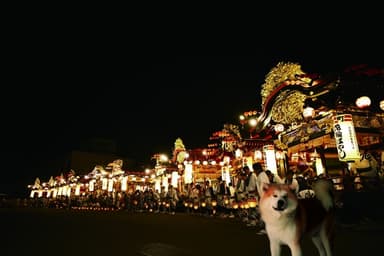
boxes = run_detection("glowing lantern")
[264,145,278,174]
[171,171,179,188]
[303,106,315,119]
[274,124,284,133]
[254,150,262,160]
[121,176,128,191]
[355,96,371,109]
[332,114,360,161]
[248,198,258,208]
[184,162,193,184]
[89,180,95,192]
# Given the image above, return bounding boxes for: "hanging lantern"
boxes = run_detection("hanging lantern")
[332,114,360,161]
[274,124,285,133]
[263,145,278,174]
[355,96,371,109]
[254,150,262,160]
[235,148,243,158]
[303,106,315,119]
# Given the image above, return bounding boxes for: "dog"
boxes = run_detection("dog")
[259,179,335,256]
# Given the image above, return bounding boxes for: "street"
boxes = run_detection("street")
[1,208,383,256]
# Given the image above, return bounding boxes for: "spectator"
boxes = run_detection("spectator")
[265,170,283,184]
[283,171,300,195]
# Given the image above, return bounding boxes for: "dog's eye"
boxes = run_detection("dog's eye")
[273,194,278,198]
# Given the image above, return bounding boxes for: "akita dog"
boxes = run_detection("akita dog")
[259,179,335,256]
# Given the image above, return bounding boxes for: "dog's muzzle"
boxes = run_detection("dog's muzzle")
[273,199,286,211]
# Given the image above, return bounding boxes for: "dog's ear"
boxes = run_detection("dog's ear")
[262,182,269,192]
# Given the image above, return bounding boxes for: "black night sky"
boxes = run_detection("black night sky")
[2,54,383,197]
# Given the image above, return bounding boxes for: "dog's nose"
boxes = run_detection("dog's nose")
[277,199,285,209]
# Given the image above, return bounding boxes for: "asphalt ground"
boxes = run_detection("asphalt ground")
[1,207,384,256]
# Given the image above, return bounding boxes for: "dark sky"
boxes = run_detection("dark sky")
[2,54,383,197]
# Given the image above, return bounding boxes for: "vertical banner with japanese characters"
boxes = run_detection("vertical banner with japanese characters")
[333,114,360,161]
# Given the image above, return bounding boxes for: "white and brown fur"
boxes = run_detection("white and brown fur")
[259,179,335,256]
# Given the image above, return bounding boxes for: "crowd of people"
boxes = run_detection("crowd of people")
[9,163,318,233]
[4,161,384,229]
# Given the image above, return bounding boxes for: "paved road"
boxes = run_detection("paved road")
[1,208,383,256]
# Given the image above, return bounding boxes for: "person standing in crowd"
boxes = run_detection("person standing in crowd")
[265,170,283,184]
[235,170,246,202]
[167,185,179,215]
[160,186,168,213]
[244,164,258,227]
[153,189,161,213]
[254,163,270,198]
[235,168,248,222]
[254,162,270,234]
[227,182,236,218]
[283,170,300,195]
[203,180,214,215]
[217,178,230,216]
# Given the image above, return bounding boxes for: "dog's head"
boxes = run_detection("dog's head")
[259,183,298,218]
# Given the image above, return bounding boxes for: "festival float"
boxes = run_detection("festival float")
[239,62,384,191]
[28,159,156,207]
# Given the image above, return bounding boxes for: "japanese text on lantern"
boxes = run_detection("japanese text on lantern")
[333,114,360,161]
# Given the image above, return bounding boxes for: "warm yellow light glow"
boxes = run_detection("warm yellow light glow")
[89,180,95,192]
[380,100,384,111]
[121,176,128,191]
[171,171,178,188]
[184,163,193,184]
[315,157,324,176]
[249,118,257,127]
[159,154,168,162]
[248,198,258,208]
[303,106,315,119]
[235,149,242,158]
[356,96,371,108]
[52,189,57,198]
[75,184,81,196]
[274,124,284,133]
[254,150,262,160]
